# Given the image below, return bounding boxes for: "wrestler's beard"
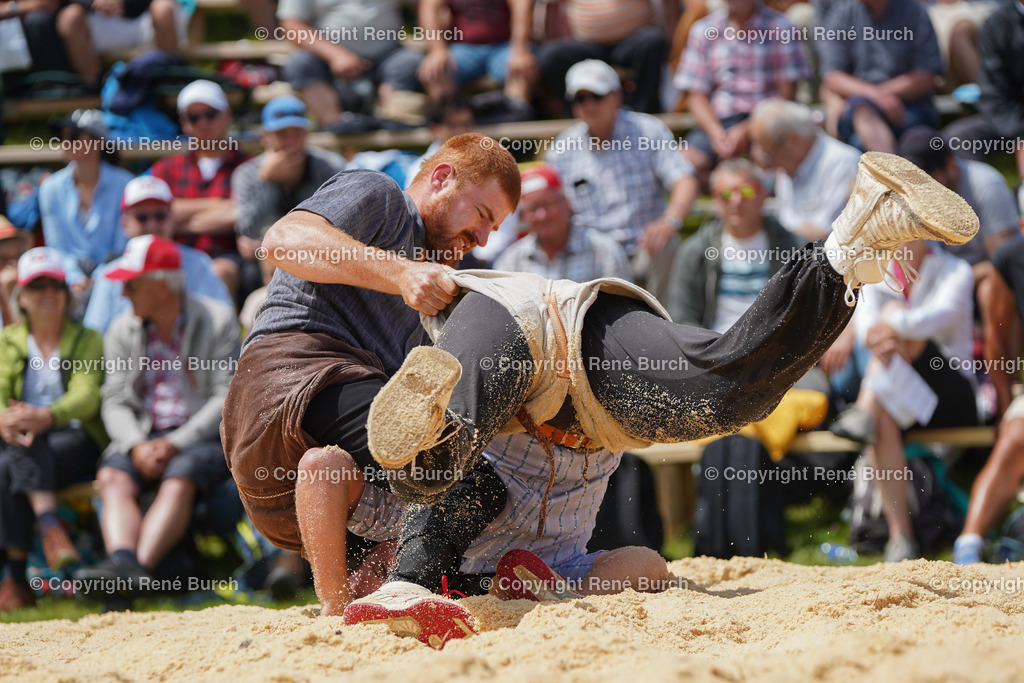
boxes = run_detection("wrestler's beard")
[422,190,473,267]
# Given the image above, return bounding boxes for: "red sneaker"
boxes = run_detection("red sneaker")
[343,581,476,650]
[494,549,582,601]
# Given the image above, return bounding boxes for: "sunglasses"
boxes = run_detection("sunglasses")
[123,277,152,293]
[714,184,760,201]
[185,109,220,124]
[572,91,607,105]
[129,210,170,224]
[25,278,65,292]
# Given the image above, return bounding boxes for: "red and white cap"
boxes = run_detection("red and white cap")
[17,247,66,286]
[122,175,174,211]
[520,164,562,196]
[105,235,181,282]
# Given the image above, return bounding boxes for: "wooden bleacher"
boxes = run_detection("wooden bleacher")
[632,425,996,539]
[0,112,699,165]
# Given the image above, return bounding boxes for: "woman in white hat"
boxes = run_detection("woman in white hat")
[0,247,107,611]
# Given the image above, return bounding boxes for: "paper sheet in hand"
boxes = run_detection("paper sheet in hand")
[864,355,938,429]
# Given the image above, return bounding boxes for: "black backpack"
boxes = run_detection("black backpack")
[588,452,664,553]
[847,447,964,554]
[693,434,788,558]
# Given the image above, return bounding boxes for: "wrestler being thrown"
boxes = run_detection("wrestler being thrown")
[344,152,979,645]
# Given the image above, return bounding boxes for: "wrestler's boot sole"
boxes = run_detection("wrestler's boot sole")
[829,152,980,301]
[344,581,476,650]
[494,550,582,602]
[854,151,978,247]
[368,346,463,469]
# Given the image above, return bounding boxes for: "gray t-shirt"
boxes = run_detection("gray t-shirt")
[245,170,428,374]
[232,145,347,240]
[276,0,402,62]
[819,0,944,92]
[943,158,1020,265]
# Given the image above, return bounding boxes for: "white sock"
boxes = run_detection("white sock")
[954,533,984,550]
[823,232,845,273]
[1018,183,1024,218]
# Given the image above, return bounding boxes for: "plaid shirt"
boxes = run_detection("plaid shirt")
[148,149,250,256]
[674,6,810,119]
[493,226,633,283]
[546,110,695,252]
[139,319,191,432]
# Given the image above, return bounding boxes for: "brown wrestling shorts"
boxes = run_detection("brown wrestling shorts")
[221,331,389,551]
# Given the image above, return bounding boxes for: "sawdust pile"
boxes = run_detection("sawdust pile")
[2,557,1022,682]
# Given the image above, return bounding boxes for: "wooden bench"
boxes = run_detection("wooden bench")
[1,82,290,124]
[0,111,699,164]
[103,40,295,65]
[631,425,996,539]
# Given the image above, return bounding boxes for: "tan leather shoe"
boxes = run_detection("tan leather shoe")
[828,151,979,304]
[42,524,79,572]
[0,575,37,611]
[367,346,463,469]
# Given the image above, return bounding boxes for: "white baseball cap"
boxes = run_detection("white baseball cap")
[565,60,622,99]
[17,247,66,287]
[122,175,174,210]
[177,79,230,114]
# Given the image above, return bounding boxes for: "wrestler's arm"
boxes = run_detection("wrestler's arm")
[262,209,459,315]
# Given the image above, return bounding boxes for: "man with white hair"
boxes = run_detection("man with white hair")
[749,98,862,242]
[75,235,239,593]
[748,98,866,400]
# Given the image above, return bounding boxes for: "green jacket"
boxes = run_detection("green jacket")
[668,215,803,328]
[0,318,110,450]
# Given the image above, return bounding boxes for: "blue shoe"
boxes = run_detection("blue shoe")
[952,535,984,565]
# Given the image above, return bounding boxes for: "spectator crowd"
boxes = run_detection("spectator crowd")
[2,0,1024,614]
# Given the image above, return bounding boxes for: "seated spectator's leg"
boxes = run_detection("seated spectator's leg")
[19,10,72,73]
[55,3,101,86]
[819,84,847,139]
[681,126,716,191]
[95,466,144,557]
[847,98,896,153]
[283,49,342,126]
[862,388,915,539]
[148,0,180,53]
[374,46,425,110]
[294,446,364,615]
[212,256,241,306]
[136,439,229,570]
[2,430,98,548]
[992,235,1024,325]
[975,261,1018,418]
[237,0,276,32]
[580,546,667,595]
[897,100,941,136]
[488,43,535,105]
[1017,148,1024,215]
[136,478,196,570]
[609,25,668,114]
[0,455,35,590]
[961,410,1024,540]
[537,39,603,116]
[948,18,980,88]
